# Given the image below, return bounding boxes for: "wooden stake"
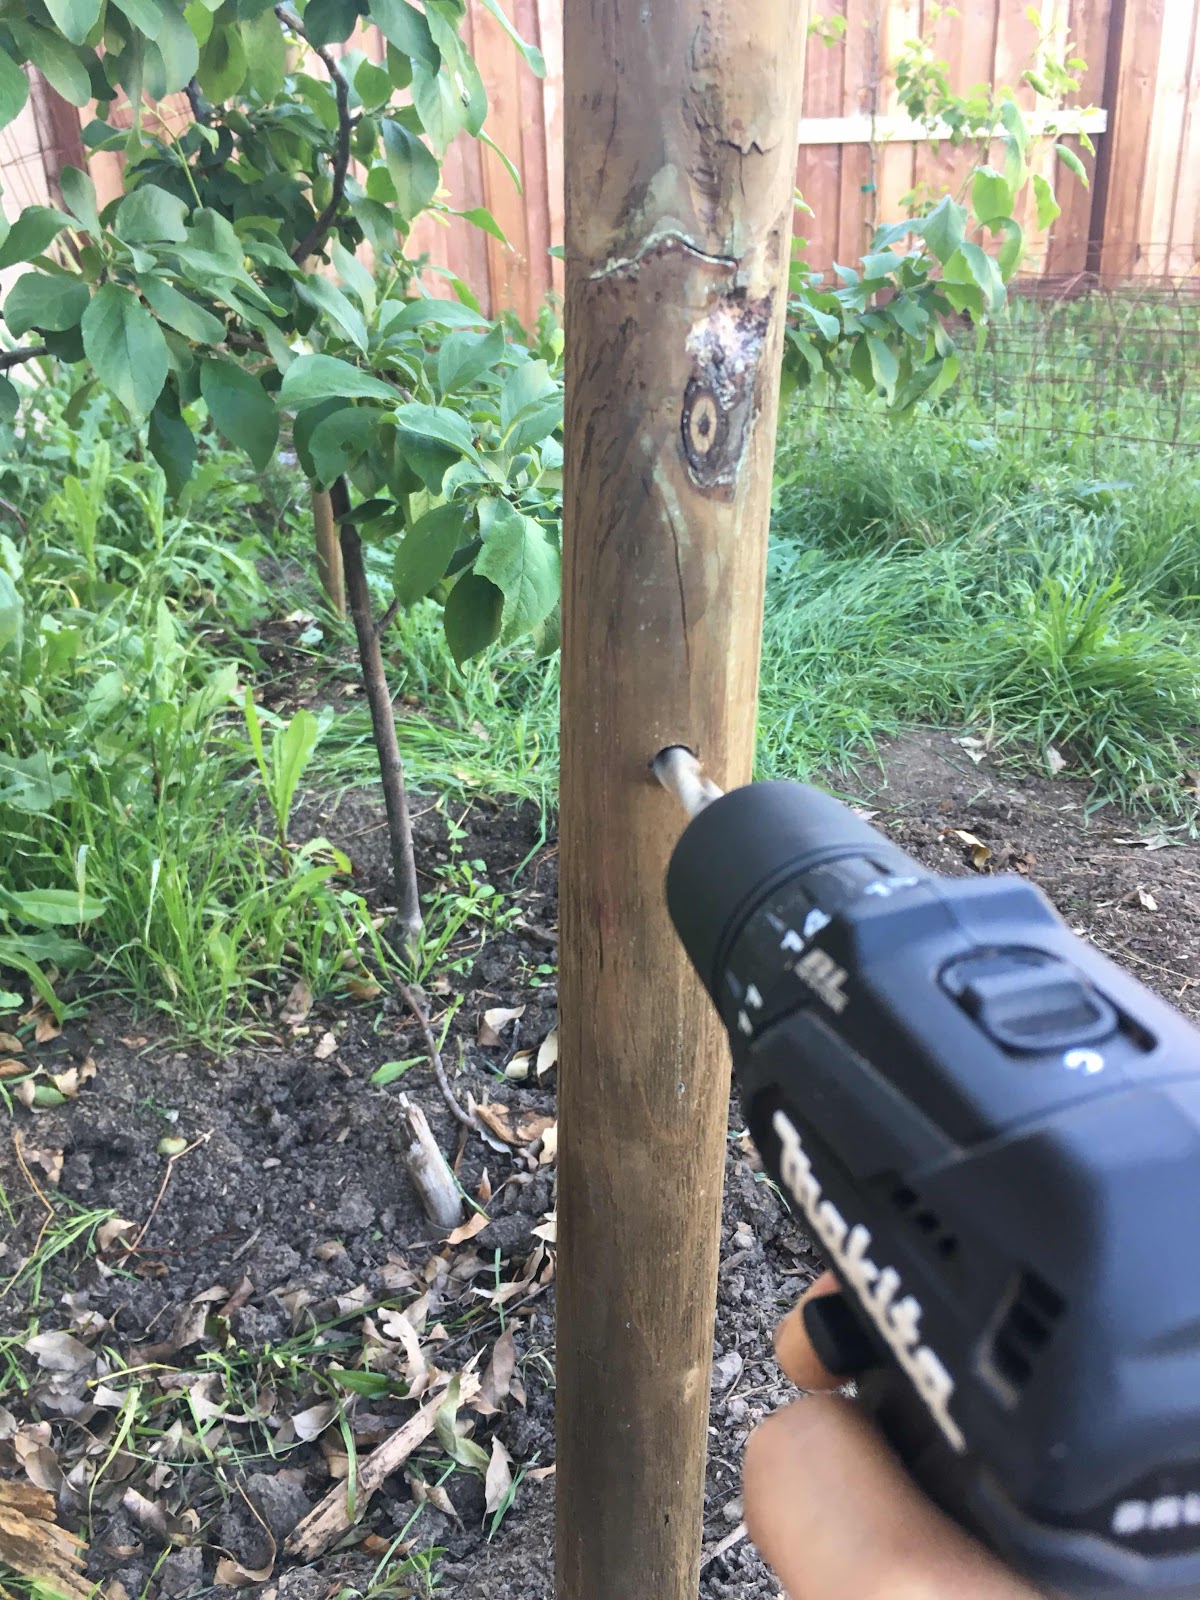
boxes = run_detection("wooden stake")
[557,5,800,1597]
[311,488,347,617]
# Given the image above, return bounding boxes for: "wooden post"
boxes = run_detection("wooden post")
[557,4,800,1597]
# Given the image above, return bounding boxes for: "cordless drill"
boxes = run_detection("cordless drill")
[656,754,1200,1600]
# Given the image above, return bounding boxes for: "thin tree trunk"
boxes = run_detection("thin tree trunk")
[312,488,346,616]
[556,2,802,1597]
[331,477,422,942]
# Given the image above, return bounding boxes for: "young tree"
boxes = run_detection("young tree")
[0,0,560,942]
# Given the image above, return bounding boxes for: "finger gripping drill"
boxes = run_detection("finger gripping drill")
[658,757,1200,1600]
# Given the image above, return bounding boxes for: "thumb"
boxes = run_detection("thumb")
[743,1395,1041,1600]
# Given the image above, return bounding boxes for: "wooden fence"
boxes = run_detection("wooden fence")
[1,0,1197,319]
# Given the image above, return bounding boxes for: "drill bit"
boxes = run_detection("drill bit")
[651,746,724,819]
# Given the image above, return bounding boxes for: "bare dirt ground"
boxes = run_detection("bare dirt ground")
[2,729,1196,1600]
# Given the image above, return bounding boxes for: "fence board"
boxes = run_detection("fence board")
[1044,0,1112,277]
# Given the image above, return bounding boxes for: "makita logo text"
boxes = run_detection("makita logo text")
[773,1110,965,1453]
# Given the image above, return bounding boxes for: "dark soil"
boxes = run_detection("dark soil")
[2,730,1197,1600]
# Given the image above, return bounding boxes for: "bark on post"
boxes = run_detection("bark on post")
[557,6,800,1597]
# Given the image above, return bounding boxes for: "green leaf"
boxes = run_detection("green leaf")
[394,401,478,459]
[280,353,398,406]
[994,218,1024,283]
[4,273,89,339]
[916,195,967,266]
[60,167,100,236]
[381,119,439,219]
[197,21,248,101]
[200,357,279,471]
[245,9,286,98]
[394,502,467,604]
[82,284,169,418]
[270,708,321,833]
[111,0,167,38]
[0,569,22,655]
[3,887,105,926]
[410,59,462,155]
[971,166,1013,225]
[148,384,196,496]
[332,240,376,322]
[382,296,488,333]
[329,1367,397,1397]
[443,571,503,665]
[946,241,1005,314]
[369,1057,420,1086]
[1055,143,1089,189]
[143,5,201,95]
[500,358,555,433]
[307,405,382,486]
[42,0,102,46]
[0,377,17,421]
[0,991,24,1010]
[0,49,27,132]
[999,98,1028,155]
[136,273,225,343]
[370,0,438,66]
[116,184,189,245]
[0,207,72,273]
[10,23,91,106]
[1032,173,1060,231]
[799,300,839,341]
[456,205,506,243]
[299,273,369,351]
[354,58,391,110]
[863,334,899,402]
[474,499,558,642]
[480,129,521,193]
[476,0,544,74]
[301,0,361,46]
[437,323,505,397]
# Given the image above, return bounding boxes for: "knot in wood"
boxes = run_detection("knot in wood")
[680,292,771,495]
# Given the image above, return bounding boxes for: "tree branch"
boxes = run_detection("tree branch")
[277,6,352,265]
[0,345,48,372]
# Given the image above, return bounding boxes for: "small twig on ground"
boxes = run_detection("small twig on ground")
[400,983,475,1129]
[123,1131,213,1257]
[4,1133,55,1299]
[516,918,558,950]
[286,1377,480,1559]
[701,1522,748,1570]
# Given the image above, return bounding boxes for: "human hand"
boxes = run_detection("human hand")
[742,1273,1042,1599]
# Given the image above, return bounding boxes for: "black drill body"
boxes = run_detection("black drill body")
[665,781,1200,1599]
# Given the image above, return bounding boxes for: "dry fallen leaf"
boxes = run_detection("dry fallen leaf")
[478,1005,525,1048]
[24,1331,93,1374]
[1135,886,1159,912]
[345,975,382,1000]
[1046,744,1067,776]
[0,1031,23,1053]
[280,979,314,1026]
[314,1031,338,1060]
[946,828,992,871]
[474,1102,556,1148]
[0,1058,27,1078]
[953,735,987,766]
[504,1051,532,1082]
[97,1217,137,1250]
[532,1211,558,1243]
[528,1463,556,1482]
[537,1123,558,1167]
[484,1436,514,1515]
[50,1068,80,1099]
[291,1401,336,1442]
[477,1169,492,1204]
[21,1143,63,1186]
[445,1212,490,1245]
[474,1328,516,1415]
[535,1030,558,1080]
[34,1014,61,1044]
[379,1255,418,1293]
[0,1478,90,1600]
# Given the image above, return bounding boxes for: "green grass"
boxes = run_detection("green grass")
[762,386,1199,808]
